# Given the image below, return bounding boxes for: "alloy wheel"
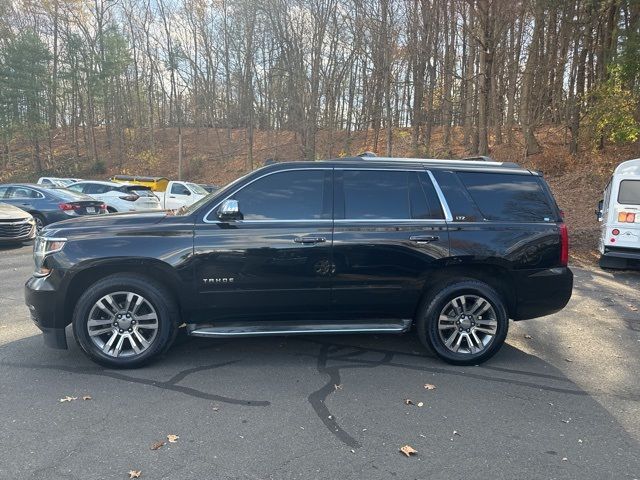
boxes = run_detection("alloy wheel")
[437,294,498,355]
[86,291,159,358]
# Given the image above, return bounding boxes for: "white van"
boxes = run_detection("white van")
[597,158,640,268]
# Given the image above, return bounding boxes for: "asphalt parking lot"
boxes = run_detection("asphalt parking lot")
[1,244,639,480]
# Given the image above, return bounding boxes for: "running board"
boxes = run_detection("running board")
[187,319,412,338]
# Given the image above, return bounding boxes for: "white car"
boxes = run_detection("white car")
[67,181,162,213]
[37,177,74,187]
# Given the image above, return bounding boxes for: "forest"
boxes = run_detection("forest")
[0,0,639,176]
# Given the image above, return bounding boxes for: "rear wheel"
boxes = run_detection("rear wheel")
[416,280,508,365]
[72,274,178,368]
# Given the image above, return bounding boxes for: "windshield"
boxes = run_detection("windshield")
[618,180,640,205]
[187,182,208,195]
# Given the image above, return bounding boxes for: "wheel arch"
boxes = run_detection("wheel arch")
[60,259,188,326]
[418,264,516,319]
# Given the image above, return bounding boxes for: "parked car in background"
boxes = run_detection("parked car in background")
[153,181,209,210]
[110,175,207,209]
[0,184,107,231]
[0,203,36,244]
[110,175,169,192]
[597,158,640,269]
[67,181,161,213]
[37,177,81,187]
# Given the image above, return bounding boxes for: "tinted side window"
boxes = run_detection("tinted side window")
[171,183,190,195]
[67,184,84,193]
[457,172,555,222]
[232,170,330,220]
[8,187,40,199]
[618,180,640,205]
[0,186,8,198]
[342,170,410,219]
[430,170,482,222]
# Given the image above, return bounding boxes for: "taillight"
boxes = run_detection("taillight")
[618,211,638,222]
[559,223,569,267]
[119,194,139,202]
[58,203,80,211]
[612,228,620,236]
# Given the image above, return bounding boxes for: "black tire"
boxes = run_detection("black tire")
[416,280,508,365]
[72,274,179,368]
[33,213,46,233]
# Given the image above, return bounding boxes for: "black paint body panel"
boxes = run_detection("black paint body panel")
[24,160,573,348]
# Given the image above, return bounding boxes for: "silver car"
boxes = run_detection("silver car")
[0,202,36,244]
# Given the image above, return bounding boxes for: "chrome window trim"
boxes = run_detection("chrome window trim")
[335,218,447,224]
[202,167,333,224]
[426,170,453,222]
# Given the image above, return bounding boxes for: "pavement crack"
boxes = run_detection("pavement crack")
[0,360,270,406]
[308,344,394,449]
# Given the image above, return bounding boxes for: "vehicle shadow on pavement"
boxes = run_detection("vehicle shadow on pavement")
[1,326,639,479]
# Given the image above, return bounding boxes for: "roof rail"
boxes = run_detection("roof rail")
[463,156,494,162]
[351,153,521,168]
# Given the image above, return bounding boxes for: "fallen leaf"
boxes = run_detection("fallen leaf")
[629,305,638,312]
[128,470,141,479]
[334,384,343,391]
[453,430,461,436]
[82,395,92,401]
[562,457,568,462]
[524,334,533,339]
[150,441,165,450]
[578,439,583,444]
[417,402,424,407]
[59,396,77,403]
[564,358,573,363]
[404,398,414,405]
[424,384,436,390]
[399,445,417,457]
[166,434,179,443]
[561,418,571,424]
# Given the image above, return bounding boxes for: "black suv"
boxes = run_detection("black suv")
[25,157,573,368]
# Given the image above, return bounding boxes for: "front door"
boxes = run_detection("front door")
[192,168,334,322]
[331,169,450,320]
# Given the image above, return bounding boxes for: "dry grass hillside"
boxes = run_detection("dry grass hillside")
[2,125,637,264]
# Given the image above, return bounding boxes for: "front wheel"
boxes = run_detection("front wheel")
[416,280,508,365]
[72,274,178,368]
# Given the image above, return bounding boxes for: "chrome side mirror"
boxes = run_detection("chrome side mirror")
[217,199,241,221]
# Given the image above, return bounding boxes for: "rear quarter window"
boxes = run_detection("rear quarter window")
[457,172,556,222]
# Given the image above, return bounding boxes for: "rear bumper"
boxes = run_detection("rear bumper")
[25,275,68,349]
[600,247,640,268]
[512,267,573,320]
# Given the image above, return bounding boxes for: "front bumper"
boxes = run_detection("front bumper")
[512,267,573,320]
[25,275,68,349]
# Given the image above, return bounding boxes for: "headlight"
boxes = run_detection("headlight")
[33,236,66,277]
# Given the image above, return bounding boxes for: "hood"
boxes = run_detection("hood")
[0,202,32,221]
[43,211,171,237]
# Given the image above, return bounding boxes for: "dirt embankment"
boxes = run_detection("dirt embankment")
[2,125,637,264]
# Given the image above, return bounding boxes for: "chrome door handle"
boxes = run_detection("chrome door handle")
[409,235,440,243]
[294,236,326,244]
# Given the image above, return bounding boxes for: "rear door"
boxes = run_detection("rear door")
[610,178,640,248]
[331,168,450,320]
[192,168,334,322]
